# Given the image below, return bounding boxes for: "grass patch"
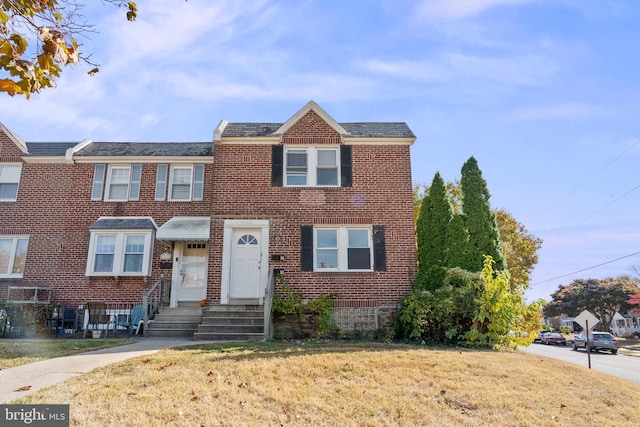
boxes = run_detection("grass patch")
[0,339,133,369]
[12,340,640,426]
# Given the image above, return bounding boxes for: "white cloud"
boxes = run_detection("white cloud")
[415,0,540,21]
[359,51,556,87]
[509,102,607,121]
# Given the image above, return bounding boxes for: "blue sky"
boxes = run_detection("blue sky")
[2,0,639,302]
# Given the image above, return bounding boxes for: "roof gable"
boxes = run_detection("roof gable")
[217,101,415,145]
[0,122,28,154]
[275,101,348,136]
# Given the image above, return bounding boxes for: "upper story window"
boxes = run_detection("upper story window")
[91,164,141,201]
[155,164,204,201]
[0,236,29,278]
[0,164,22,202]
[284,147,339,187]
[272,145,352,188]
[86,217,155,277]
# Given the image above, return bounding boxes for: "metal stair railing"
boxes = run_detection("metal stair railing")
[142,275,170,332]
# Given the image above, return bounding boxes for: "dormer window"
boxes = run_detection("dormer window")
[273,145,351,188]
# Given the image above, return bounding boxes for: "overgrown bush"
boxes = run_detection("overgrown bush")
[463,257,541,350]
[397,267,482,344]
[272,278,338,336]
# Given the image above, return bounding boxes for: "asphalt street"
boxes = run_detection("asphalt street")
[522,342,640,385]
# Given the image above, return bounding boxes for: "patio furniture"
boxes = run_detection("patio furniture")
[128,304,145,336]
[84,302,114,338]
[47,305,78,336]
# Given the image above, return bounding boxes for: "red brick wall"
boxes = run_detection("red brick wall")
[1,113,416,310]
[210,118,416,308]
[0,137,215,305]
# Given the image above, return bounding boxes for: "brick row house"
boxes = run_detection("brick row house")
[0,101,417,339]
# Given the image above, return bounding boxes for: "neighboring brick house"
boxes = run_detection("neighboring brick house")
[0,101,416,332]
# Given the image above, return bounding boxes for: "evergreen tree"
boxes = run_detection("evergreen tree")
[416,172,452,288]
[460,157,505,271]
[444,214,473,270]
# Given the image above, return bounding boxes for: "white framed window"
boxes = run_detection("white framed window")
[285,147,339,187]
[167,164,204,201]
[0,236,29,278]
[314,227,372,271]
[0,164,22,202]
[106,166,131,201]
[93,164,141,201]
[86,231,153,276]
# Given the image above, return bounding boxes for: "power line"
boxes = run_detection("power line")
[554,183,640,236]
[532,250,640,285]
[545,139,640,214]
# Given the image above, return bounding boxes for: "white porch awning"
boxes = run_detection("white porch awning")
[156,216,210,241]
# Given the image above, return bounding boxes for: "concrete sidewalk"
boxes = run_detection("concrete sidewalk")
[0,338,201,404]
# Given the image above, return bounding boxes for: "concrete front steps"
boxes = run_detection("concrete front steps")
[144,302,203,338]
[193,304,265,341]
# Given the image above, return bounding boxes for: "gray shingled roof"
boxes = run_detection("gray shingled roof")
[222,122,415,138]
[342,123,415,138]
[75,142,214,157]
[25,142,78,156]
[89,217,157,230]
[222,123,282,137]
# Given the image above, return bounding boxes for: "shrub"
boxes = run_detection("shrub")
[559,325,572,335]
[272,278,338,336]
[396,267,482,344]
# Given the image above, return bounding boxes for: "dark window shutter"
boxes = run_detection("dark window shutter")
[373,225,386,271]
[272,145,283,187]
[340,145,352,187]
[301,225,314,271]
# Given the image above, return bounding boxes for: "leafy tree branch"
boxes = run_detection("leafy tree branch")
[1,0,137,98]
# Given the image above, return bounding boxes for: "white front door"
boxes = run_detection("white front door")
[229,229,261,300]
[176,242,208,302]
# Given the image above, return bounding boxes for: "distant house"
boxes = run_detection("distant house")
[611,312,639,337]
[549,310,640,337]
[0,101,417,338]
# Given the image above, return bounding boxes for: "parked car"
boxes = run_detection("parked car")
[541,332,566,346]
[534,331,552,343]
[572,332,619,354]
